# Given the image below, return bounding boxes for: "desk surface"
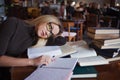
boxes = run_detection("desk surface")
[11,60,120,80]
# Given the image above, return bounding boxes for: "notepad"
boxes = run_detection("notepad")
[25,58,78,80]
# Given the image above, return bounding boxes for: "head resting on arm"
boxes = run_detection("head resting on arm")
[29,15,63,39]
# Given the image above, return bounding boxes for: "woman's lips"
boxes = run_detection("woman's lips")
[41,30,44,36]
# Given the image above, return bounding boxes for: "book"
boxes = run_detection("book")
[41,58,78,70]
[77,56,109,66]
[70,47,97,58]
[59,44,77,57]
[66,40,88,48]
[88,27,120,34]
[27,46,62,58]
[107,56,120,62]
[27,45,77,59]
[71,64,97,78]
[25,67,72,80]
[70,44,109,66]
[96,38,120,44]
[93,41,120,49]
[93,38,120,46]
[89,43,119,58]
[25,58,78,80]
[87,32,119,39]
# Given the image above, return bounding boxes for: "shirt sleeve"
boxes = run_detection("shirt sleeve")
[0,17,19,55]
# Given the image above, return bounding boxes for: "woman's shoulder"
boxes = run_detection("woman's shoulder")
[6,17,21,21]
[4,17,25,24]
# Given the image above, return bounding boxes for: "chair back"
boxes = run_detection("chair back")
[62,21,76,41]
[86,14,98,27]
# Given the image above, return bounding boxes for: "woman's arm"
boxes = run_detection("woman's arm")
[0,55,51,67]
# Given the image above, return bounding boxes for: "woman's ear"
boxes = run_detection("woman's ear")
[45,36,66,46]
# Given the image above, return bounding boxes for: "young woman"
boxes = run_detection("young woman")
[0,15,65,80]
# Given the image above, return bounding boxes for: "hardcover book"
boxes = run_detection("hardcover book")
[93,38,120,46]
[70,45,109,66]
[89,43,119,58]
[88,27,120,34]
[71,64,97,78]
[87,32,119,39]
[77,56,109,66]
[93,41,120,49]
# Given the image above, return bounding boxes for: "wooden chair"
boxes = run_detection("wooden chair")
[61,21,77,42]
[61,21,83,41]
[77,22,83,40]
[67,21,83,40]
[86,14,99,28]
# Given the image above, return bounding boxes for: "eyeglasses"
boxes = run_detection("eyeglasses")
[46,22,54,37]
[46,22,62,37]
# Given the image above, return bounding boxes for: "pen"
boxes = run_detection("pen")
[39,64,46,68]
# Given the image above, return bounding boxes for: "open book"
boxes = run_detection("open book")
[70,47,97,58]
[25,58,78,80]
[69,42,109,66]
[78,56,109,66]
[27,45,77,59]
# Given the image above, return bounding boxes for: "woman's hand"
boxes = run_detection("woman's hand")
[30,55,52,66]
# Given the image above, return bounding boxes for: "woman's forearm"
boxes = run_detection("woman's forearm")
[0,55,34,67]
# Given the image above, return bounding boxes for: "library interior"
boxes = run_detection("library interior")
[0,0,120,80]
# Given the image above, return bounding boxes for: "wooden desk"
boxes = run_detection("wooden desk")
[11,60,120,80]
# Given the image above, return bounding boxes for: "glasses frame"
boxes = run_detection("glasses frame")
[46,22,62,37]
[46,22,54,37]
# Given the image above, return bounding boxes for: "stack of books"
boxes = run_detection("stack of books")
[93,38,120,49]
[87,27,120,58]
[87,27,120,39]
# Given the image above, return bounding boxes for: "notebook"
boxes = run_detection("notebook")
[42,58,78,70]
[25,58,78,80]
[25,68,73,80]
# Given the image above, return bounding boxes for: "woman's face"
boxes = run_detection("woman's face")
[37,22,60,38]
